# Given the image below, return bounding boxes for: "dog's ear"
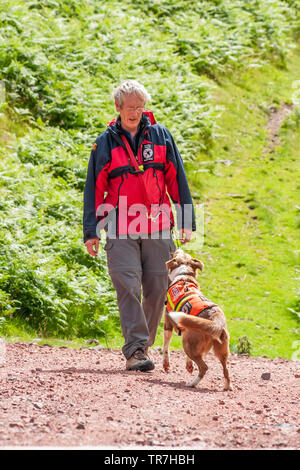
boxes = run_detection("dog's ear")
[189,258,204,272]
[166,259,178,271]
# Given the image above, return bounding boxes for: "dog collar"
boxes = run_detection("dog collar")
[168,272,193,287]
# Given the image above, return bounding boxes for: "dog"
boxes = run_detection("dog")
[163,249,232,390]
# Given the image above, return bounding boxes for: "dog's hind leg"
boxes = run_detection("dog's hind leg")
[218,354,231,391]
[163,327,173,372]
[213,336,232,391]
[186,357,208,388]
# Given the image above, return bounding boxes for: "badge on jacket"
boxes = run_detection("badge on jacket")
[142,143,154,162]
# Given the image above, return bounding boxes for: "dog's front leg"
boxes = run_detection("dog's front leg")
[186,357,208,388]
[186,356,194,374]
[163,327,173,372]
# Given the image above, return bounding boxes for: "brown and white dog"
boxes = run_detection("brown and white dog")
[163,249,232,390]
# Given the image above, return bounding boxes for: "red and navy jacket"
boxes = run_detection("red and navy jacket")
[83,111,196,242]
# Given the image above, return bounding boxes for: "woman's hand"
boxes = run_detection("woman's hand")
[85,238,100,257]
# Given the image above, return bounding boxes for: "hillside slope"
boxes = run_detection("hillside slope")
[0,0,299,358]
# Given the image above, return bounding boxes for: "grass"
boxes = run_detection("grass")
[154,43,300,358]
[0,315,122,351]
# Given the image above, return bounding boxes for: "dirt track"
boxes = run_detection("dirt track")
[0,341,299,450]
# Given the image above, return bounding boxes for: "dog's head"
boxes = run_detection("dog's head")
[166,249,204,279]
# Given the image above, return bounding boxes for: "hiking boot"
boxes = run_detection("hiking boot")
[126,348,155,372]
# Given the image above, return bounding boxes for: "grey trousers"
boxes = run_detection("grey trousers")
[104,233,176,359]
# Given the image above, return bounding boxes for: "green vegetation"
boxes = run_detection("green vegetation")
[0,0,299,358]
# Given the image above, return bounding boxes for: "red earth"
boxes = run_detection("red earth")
[0,341,299,450]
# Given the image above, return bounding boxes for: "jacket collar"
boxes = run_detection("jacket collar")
[106,110,156,130]
[107,112,152,150]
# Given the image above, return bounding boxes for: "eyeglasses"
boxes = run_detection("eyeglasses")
[123,107,144,113]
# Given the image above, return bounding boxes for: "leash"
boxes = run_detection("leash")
[121,134,191,238]
[120,134,155,219]
[120,134,171,223]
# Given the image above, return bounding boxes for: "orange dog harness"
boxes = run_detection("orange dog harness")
[166,280,216,316]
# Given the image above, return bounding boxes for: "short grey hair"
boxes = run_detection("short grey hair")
[113,80,151,107]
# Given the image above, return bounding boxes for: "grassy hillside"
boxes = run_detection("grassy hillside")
[156,47,300,359]
[0,0,299,357]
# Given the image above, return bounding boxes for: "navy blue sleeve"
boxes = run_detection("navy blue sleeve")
[83,146,99,242]
[83,133,111,242]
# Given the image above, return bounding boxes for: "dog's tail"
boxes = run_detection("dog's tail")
[168,311,224,343]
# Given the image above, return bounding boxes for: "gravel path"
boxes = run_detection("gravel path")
[0,341,299,450]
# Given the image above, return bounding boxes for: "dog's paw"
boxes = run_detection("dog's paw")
[163,359,170,373]
[186,360,194,374]
[185,380,196,388]
[185,375,201,388]
[223,384,233,391]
